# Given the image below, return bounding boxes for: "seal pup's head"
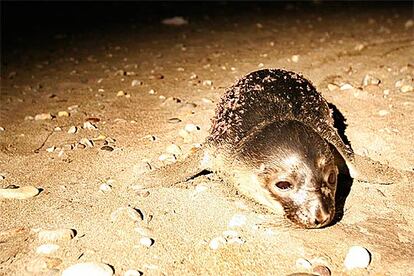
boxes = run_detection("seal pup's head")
[236,120,338,228]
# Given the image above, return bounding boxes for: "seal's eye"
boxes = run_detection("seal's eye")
[328,171,336,185]
[275,181,292,190]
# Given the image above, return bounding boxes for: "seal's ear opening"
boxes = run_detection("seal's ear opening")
[328,142,354,225]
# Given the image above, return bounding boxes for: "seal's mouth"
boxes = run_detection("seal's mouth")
[285,208,335,229]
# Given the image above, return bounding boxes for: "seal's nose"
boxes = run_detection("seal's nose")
[314,208,332,227]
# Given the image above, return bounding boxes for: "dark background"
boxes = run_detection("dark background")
[3,1,412,37]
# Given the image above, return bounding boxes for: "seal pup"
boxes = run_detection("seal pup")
[140,69,410,229]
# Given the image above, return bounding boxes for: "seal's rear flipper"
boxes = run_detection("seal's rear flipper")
[352,155,413,185]
[139,147,211,188]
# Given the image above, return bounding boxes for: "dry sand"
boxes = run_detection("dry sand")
[1,2,413,275]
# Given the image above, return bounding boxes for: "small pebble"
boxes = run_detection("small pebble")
[378,110,389,116]
[67,126,77,134]
[111,207,143,222]
[184,123,199,132]
[162,16,188,26]
[62,262,114,276]
[405,19,414,28]
[46,146,56,153]
[139,237,154,247]
[25,115,34,120]
[166,144,182,155]
[354,44,365,51]
[0,174,5,180]
[132,162,152,175]
[64,144,75,150]
[291,55,300,63]
[203,80,213,86]
[36,244,60,255]
[344,246,371,270]
[148,89,156,94]
[400,84,413,93]
[137,190,150,198]
[54,127,62,132]
[143,135,157,142]
[226,235,246,245]
[79,138,94,148]
[117,90,126,97]
[149,73,164,79]
[201,98,213,104]
[101,145,114,152]
[8,71,17,79]
[131,80,143,87]
[362,74,381,86]
[35,113,53,121]
[58,111,70,117]
[209,236,226,250]
[168,118,182,124]
[327,83,338,91]
[228,214,247,228]
[159,153,177,163]
[83,121,97,130]
[312,265,331,276]
[38,228,76,242]
[92,134,107,141]
[0,186,40,199]
[340,83,353,90]
[115,70,126,76]
[99,183,112,192]
[67,105,78,111]
[296,258,312,269]
[184,102,197,110]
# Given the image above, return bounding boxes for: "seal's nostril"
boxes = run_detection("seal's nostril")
[314,218,327,226]
[315,209,331,226]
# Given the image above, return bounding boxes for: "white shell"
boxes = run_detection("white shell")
[344,246,371,269]
[38,228,76,242]
[296,258,312,269]
[139,237,154,247]
[0,186,40,200]
[209,236,226,250]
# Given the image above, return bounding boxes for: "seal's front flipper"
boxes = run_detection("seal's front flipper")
[139,147,211,189]
[352,155,413,185]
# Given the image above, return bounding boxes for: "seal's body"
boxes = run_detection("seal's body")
[202,69,355,228]
[142,69,408,229]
